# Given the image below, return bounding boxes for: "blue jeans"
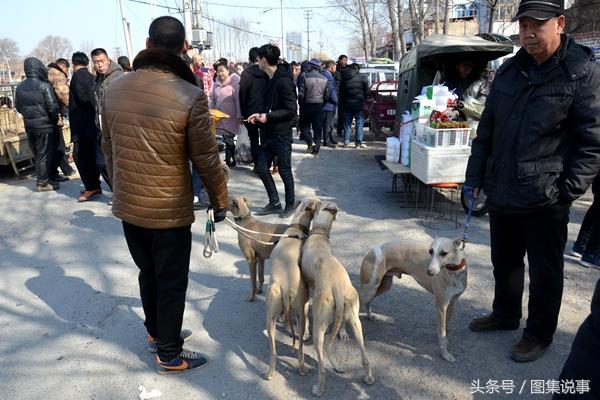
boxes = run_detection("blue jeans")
[343,111,365,145]
[191,165,202,197]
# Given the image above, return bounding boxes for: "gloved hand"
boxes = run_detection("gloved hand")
[463,186,480,204]
[210,207,228,223]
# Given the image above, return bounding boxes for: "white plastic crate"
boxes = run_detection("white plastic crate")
[410,140,471,184]
[415,124,471,148]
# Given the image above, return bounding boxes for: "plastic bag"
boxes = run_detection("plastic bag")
[234,124,253,164]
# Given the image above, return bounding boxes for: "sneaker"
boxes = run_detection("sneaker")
[49,181,60,190]
[156,349,209,374]
[51,175,69,182]
[510,335,549,363]
[147,329,193,353]
[468,314,519,332]
[36,183,57,192]
[279,206,296,218]
[570,242,586,258]
[355,143,367,148]
[78,188,102,202]
[326,143,337,148]
[579,251,600,270]
[255,203,283,216]
[340,142,348,148]
[306,144,314,154]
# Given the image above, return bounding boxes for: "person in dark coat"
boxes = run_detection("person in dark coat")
[14,57,60,192]
[339,63,369,148]
[334,54,348,139]
[248,44,298,218]
[464,0,600,363]
[554,278,600,399]
[321,60,338,147]
[297,58,328,154]
[69,51,110,201]
[239,47,268,166]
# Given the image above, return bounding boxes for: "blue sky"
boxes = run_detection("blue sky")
[2,0,352,61]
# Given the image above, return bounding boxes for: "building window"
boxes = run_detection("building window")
[455,5,467,18]
[468,3,479,16]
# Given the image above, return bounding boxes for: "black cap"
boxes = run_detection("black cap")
[512,0,564,22]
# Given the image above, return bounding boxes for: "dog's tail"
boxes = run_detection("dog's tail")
[327,286,345,373]
[282,291,296,350]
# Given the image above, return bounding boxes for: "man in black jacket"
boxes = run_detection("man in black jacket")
[335,55,348,139]
[69,51,110,202]
[464,0,600,362]
[340,63,369,148]
[239,47,268,166]
[248,44,298,218]
[297,58,328,155]
[15,57,61,192]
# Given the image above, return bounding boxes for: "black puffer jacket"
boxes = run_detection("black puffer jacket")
[69,67,99,140]
[15,58,60,133]
[260,63,297,136]
[465,36,600,212]
[239,63,268,118]
[340,66,369,113]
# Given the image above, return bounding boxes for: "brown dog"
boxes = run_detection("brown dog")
[265,197,321,380]
[229,195,288,301]
[300,201,375,397]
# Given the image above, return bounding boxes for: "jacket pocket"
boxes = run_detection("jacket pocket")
[515,158,563,207]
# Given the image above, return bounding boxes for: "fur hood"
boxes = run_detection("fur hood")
[133,48,198,87]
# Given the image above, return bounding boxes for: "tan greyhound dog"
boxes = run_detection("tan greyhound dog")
[301,201,375,397]
[358,238,468,362]
[265,197,321,381]
[229,195,288,301]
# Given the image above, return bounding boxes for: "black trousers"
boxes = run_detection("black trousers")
[244,122,261,165]
[50,127,73,178]
[574,176,600,253]
[27,130,53,186]
[74,132,110,191]
[256,133,294,207]
[322,110,336,145]
[336,102,344,138]
[300,103,324,151]
[489,207,569,346]
[122,221,192,361]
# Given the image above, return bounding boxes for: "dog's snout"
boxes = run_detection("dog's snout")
[427,269,435,276]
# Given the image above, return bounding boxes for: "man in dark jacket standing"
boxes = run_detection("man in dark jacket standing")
[340,63,369,148]
[91,48,123,132]
[239,47,268,166]
[69,51,110,202]
[102,16,228,373]
[15,57,61,192]
[464,0,600,363]
[297,58,328,155]
[248,44,298,218]
[335,54,348,139]
[321,60,338,147]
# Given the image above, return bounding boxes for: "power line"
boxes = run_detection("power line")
[202,1,337,10]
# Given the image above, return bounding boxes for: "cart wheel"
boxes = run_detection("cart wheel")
[461,189,488,217]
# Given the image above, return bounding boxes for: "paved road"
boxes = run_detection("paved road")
[0,137,597,399]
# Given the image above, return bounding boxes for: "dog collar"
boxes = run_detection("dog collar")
[289,223,309,239]
[234,213,251,222]
[309,227,331,238]
[444,259,467,272]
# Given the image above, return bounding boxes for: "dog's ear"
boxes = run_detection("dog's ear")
[243,197,250,207]
[454,238,463,249]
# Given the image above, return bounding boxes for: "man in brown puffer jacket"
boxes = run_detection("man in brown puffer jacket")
[101,16,228,374]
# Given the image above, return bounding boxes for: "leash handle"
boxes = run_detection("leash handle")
[203,208,219,258]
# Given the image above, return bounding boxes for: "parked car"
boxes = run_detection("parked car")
[360,67,398,87]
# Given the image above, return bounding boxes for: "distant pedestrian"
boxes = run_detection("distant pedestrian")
[117,56,132,72]
[211,58,241,167]
[69,51,110,202]
[192,54,212,100]
[239,47,268,166]
[47,58,74,180]
[248,44,297,218]
[320,60,338,147]
[335,54,348,139]
[340,63,368,148]
[297,58,328,155]
[101,16,228,374]
[15,57,60,192]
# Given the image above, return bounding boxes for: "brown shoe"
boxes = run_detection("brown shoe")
[511,336,548,362]
[469,314,519,332]
[78,188,102,202]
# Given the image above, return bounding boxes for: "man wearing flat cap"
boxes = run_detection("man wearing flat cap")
[464,0,600,362]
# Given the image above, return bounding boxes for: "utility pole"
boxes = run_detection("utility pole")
[318,41,324,56]
[193,0,202,29]
[280,0,286,60]
[304,9,313,59]
[118,0,134,60]
[183,1,193,44]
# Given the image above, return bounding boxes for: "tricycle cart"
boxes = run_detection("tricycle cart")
[365,80,398,137]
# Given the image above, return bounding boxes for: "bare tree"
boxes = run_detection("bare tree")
[386,0,407,60]
[442,0,451,34]
[433,0,440,33]
[79,40,95,57]
[31,35,73,65]
[0,38,20,63]
[486,0,500,33]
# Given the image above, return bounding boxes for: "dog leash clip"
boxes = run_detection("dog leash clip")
[203,208,219,258]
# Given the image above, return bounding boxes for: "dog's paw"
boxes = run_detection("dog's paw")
[277,315,286,323]
[299,366,308,376]
[442,352,456,363]
[264,370,274,380]
[363,375,375,385]
[338,328,350,341]
[311,385,324,397]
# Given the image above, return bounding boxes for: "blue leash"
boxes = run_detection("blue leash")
[461,196,476,248]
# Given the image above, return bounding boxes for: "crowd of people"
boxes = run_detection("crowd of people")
[6,0,600,392]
